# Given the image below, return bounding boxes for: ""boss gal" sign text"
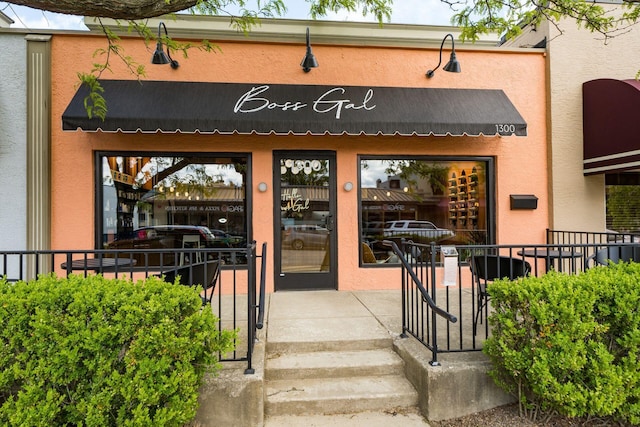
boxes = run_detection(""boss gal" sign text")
[234,85,376,119]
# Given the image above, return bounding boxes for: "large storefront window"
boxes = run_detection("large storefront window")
[359,157,492,264]
[99,154,248,263]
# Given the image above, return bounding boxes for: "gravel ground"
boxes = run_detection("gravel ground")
[431,403,632,427]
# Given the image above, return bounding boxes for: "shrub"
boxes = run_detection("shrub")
[0,274,236,427]
[484,262,640,425]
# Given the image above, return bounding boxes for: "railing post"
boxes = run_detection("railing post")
[400,238,408,339]
[245,241,257,375]
[65,252,73,277]
[429,242,440,366]
[256,243,267,330]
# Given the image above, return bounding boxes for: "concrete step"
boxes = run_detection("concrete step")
[266,348,405,380]
[266,334,393,355]
[265,375,419,417]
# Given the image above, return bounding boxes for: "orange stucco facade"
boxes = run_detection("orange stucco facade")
[50,22,547,292]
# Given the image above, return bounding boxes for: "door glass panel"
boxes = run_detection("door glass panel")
[280,158,332,273]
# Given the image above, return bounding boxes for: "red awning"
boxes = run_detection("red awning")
[583,78,640,175]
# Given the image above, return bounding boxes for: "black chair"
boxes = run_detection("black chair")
[159,259,220,306]
[470,255,531,335]
[587,245,640,268]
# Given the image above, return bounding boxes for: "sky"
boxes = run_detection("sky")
[0,1,457,30]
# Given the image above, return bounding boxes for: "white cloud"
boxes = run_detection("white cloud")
[320,0,456,25]
[390,0,458,25]
[361,160,392,188]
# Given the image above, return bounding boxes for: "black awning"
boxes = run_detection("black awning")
[62,80,527,137]
[583,78,640,175]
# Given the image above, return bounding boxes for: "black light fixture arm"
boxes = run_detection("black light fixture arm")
[156,21,179,69]
[426,33,456,78]
[301,27,318,72]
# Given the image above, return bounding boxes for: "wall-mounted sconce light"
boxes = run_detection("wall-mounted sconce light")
[258,182,268,192]
[343,182,354,192]
[426,33,460,78]
[152,22,179,69]
[301,27,318,73]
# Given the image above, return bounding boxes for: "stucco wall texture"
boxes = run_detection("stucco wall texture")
[549,10,640,231]
[0,33,27,250]
[50,29,546,291]
[543,4,638,232]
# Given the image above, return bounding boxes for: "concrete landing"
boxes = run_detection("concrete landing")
[266,290,395,353]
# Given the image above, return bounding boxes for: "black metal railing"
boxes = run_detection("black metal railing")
[384,240,457,366]
[390,231,640,364]
[547,228,640,246]
[0,243,267,373]
[256,242,267,331]
[243,242,267,375]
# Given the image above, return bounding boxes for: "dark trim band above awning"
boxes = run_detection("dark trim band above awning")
[62,80,527,137]
[583,78,640,175]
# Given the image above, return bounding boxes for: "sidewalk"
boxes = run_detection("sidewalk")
[263,290,432,427]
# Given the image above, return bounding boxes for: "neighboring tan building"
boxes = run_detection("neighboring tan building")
[503,1,640,233]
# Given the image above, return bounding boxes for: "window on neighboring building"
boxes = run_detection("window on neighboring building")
[606,185,640,233]
[98,154,249,263]
[359,157,493,264]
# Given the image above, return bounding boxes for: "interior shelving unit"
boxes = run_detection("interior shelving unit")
[448,167,479,230]
[115,183,142,237]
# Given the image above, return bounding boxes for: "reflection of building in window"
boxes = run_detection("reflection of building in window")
[99,155,248,252]
[359,158,491,263]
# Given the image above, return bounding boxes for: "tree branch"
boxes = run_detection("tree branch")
[8,0,199,19]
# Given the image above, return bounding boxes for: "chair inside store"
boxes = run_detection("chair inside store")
[470,254,531,335]
[362,242,391,264]
[159,259,220,305]
[180,235,203,265]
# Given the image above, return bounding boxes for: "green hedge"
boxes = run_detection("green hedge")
[0,274,236,427]
[484,262,640,424]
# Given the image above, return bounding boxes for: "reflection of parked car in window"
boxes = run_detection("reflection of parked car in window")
[106,225,246,265]
[282,225,329,250]
[383,220,455,242]
[209,229,246,247]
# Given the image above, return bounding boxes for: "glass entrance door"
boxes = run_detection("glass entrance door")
[274,151,337,291]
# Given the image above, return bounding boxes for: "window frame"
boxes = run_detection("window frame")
[93,151,253,254]
[357,155,496,267]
